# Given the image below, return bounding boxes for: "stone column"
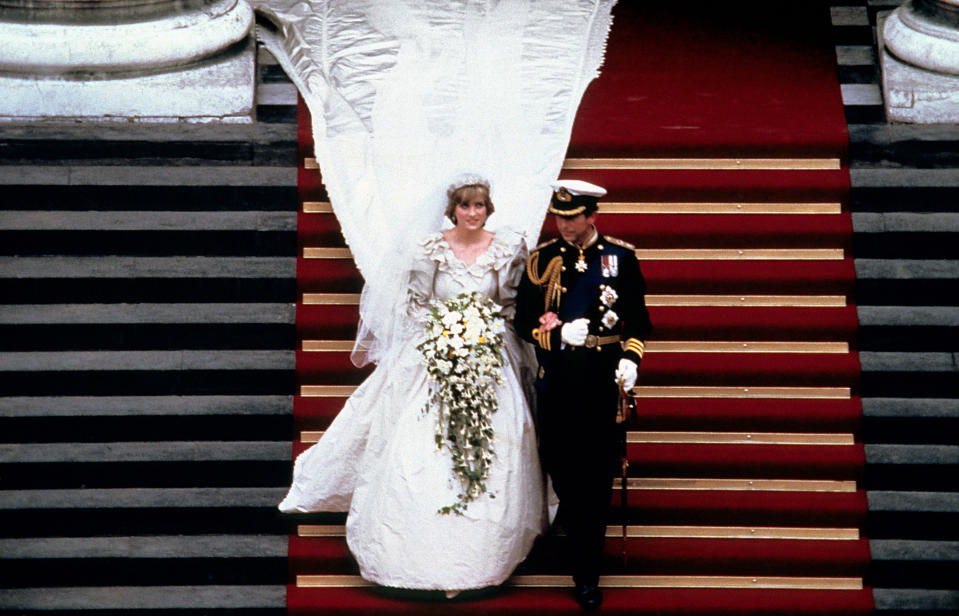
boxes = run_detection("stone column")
[881,0,959,122]
[0,0,255,121]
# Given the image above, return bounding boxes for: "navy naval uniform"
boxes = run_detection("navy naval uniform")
[514,231,652,587]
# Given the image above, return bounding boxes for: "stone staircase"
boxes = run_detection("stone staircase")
[840,1,959,613]
[0,47,295,613]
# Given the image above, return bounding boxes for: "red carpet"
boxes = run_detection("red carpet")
[289,1,870,613]
[569,2,847,157]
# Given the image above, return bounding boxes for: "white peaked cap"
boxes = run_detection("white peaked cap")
[550,179,607,198]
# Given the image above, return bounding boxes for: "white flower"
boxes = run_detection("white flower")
[442,311,461,328]
[449,336,464,349]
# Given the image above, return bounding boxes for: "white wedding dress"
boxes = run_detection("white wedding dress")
[279,229,548,590]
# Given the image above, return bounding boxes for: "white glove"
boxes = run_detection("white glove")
[615,358,638,391]
[560,318,589,346]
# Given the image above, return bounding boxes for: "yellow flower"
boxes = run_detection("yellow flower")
[478,336,485,343]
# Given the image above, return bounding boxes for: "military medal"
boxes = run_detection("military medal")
[601,254,618,278]
[600,286,618,307]
[575,250,588,272]
[602,309,619,329]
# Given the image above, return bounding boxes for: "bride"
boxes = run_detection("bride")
[279,175,548,591]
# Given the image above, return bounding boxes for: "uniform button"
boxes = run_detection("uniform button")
[600,284,606,290]
[560,247,566,253]
[598,244,604,250]
[561,266,566,272]
[598,306,605,312]
[599,326,604,331]
[561,287,567,292]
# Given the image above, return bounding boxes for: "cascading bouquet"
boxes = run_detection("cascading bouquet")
[417,291,507,515]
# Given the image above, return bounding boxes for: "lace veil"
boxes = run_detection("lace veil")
[255,0,616,365]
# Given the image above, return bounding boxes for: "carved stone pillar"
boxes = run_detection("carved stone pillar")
[0,0,254,121]
[881,0,959,122]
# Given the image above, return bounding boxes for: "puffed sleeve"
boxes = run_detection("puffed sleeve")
[406,235,438,322]
[493,232,528,319]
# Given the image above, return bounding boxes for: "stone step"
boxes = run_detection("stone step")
[0,256,297,278]
[0,211,297,231]
[0,165,296,187]
[873,588,959,613]
[0,395,291,417]
[867,491,959,541]
[849,125,959,168]
[870,540,959,590]
[0,586,285,612]
[0,185,299,211]
[859,352,959,398]
[864,445,959,490]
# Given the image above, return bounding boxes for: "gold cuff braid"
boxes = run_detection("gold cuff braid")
[623,338,645,358]
[532,327,551,351]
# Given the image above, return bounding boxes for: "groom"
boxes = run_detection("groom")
[515,179,652,610]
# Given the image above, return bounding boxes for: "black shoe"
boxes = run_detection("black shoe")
[574,583,603,610]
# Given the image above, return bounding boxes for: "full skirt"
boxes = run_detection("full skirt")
[278,331,548,590]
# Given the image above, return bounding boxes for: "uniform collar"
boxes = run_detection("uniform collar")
[566,226,599,252]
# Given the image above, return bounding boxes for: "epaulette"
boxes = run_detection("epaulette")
[604,236,635,251]
[533,237,559,252]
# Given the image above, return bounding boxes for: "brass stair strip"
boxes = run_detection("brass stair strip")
[633,386,851,399]
[562,158,841,171]
[304,247,845,261]
[301,340,353,352]
[634,248,844,260]
[302,201,332,213]
[302,385,851,399]
[301,293,360,305]
[615,478,857,493]
[646,295,846,307]
[510,575,862,590]
[603,526,859,540]
[300,430,855,446]
[301,293,846,308]
[301,385,356,397]
[301,340,849,354]
[303,247,352,259]
[306,157,840,172]
[627,431,855,445]
[296,574,861,590]
[600,202,842,215]
[647,341,849,353]
[304,201,842,215]
[297,524,858,540]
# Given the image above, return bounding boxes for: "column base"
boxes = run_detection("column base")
[0,35,255,123]
[880,12,959,124]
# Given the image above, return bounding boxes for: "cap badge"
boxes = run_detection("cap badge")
[556,187,572,202]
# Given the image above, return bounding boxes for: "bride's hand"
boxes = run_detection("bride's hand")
[539,311,561,332]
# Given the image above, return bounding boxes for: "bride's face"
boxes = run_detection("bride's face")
[454,196,489,231]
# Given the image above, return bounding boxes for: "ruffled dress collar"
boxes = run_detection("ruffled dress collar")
[421,229,520,273]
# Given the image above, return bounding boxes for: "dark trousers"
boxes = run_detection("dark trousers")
[537,346,619,586]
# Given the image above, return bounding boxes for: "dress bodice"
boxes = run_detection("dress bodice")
[408,230,527,317]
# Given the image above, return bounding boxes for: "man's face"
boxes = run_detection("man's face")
[555,212,596,246]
